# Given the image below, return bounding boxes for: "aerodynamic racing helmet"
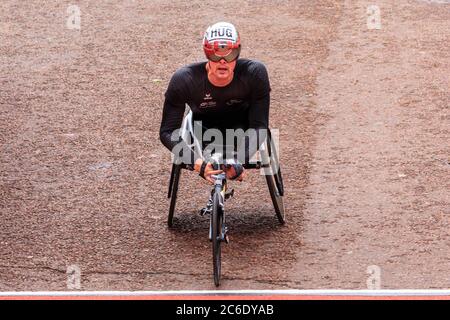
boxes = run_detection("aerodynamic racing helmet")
[203,22,241,63]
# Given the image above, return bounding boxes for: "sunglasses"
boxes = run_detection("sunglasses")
[204,40,241,62]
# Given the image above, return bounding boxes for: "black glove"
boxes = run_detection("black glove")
[221,159,244,180]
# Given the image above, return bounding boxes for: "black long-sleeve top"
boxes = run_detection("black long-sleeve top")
[159,58,271,165]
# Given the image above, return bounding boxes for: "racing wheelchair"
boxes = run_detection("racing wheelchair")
[166,111,285,286]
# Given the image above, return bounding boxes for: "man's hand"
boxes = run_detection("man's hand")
[194,159,223,184]
[222,160,245,182]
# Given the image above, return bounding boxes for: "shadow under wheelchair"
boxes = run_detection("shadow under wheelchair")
[168,207,284,235]
[167,207,297,280]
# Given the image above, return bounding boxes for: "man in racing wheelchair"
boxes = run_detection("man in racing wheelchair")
[159,22,284,225]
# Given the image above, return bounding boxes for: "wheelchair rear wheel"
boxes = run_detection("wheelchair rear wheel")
[167,164,182,228]
[266,130,285,224]
[266,170,285,224]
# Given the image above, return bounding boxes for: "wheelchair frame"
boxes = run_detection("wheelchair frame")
[166,111,285,227]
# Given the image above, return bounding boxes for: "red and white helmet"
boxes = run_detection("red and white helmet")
[203,22,241,62]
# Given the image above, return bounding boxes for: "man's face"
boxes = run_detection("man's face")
[208,59,237,80]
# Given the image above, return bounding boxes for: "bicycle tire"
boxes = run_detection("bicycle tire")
[212,185,223,286]
[167,164,181,228]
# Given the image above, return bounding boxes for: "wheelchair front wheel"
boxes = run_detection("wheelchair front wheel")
[212,185,223,286]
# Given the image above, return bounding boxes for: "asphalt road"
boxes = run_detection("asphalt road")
[0,0,448,290]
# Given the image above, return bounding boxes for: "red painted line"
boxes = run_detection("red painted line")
[1,295,450,300]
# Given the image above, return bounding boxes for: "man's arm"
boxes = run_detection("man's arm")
[159,97,186,152]
[236,61,271,164]
[159,69,199,167]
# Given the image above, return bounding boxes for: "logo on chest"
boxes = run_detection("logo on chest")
[200,93,216,108]
[226,99,243,106]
